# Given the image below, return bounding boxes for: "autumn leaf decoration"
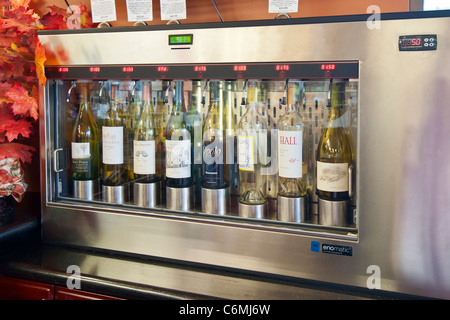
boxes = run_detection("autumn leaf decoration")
[0,0,44,166]
[40,4,93,30]
[1,2,93,164]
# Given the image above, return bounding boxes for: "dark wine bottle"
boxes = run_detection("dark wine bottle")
[202,80,228,189]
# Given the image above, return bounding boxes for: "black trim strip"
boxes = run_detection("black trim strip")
[45,61,359,80]
[37,10,450,36]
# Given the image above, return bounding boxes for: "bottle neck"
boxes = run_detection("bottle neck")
[110,84,120,109]
[286,85,297,112]
[189,81,202,112]
[209,81,222,111]
[224,82,234,129]
[77,83,91,114]
[246,86,258,110]
[328,82,346,120]
[327,104,342,121]
[142,83,152,116]
[173,81,185,113]
[287,103,297,112]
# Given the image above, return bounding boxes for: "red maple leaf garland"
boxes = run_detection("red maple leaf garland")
[1,2,94,167]
[40,4,93,30]
[0,2,41,165]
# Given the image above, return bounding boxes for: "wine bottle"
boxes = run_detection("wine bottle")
[71,80,100,181]
[223,80,237,193]
[186,80,203,203]
[186,80,203,167]
[277,81,307,198]
[96,81,110,129]
[133,80,161,183]
[120,81,136,181]
[316,80,352,201]
[165,80,193,188]
[153,80,167,181]
[202,80,228,189]
[237,80,268,205]
[102,81,127,186]
[258,81,277,199]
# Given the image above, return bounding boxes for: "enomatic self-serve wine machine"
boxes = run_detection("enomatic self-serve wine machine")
[38,10,450,299]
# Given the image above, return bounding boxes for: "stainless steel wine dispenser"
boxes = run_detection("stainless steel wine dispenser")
[38,11,450,299]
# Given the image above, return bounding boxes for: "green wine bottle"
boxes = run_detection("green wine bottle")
[133,80,161,183]
[102,81,128,186]
[165,80,193,188]
[316,80,352,201]
[71,80,100,181]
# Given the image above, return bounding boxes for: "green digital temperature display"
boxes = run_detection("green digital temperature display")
[169,34,193,45]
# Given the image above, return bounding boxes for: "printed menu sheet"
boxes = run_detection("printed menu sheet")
[91,0,117,22]
[268,0,298,13]
[160,0,186,20]
[126,0,153,21]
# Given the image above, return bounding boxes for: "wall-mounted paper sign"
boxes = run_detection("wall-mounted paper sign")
[91,0,117,22]
[160,0,186,21]
[268,0,299,13]
[126,0,153,21]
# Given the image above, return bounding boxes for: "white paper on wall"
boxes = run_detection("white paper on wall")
[160,0,186,21]
[126,0,153,21]
[91,0,117,22]
[268,0,298,13]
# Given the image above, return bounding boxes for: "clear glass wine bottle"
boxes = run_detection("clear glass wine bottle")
[237,80,268,207]
[277,81,307,198]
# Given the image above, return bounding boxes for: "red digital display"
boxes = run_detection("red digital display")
[233,65,247,71]
[401,38,421,47]
[58,67,69,73]
[89,67,100,72]
[194,66,207,72]
[122,67,134,72]
[321,64,336,70]
[276,65,289,71]
[157,66,168,72]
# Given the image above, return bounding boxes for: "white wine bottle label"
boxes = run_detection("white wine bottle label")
[238,135,254,171]
[133,140,155,175]
[278,131,302,178]
[102,126,124,165]
[317,161,349,192]
[71,142,90,159]
[166,139,191,178]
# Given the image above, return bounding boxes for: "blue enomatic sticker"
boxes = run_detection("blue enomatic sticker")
[311,241,320,252]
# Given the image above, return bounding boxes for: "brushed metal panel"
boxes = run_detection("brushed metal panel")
[42,205,359,284]
[358,18,450,299]
[40,15,450,299]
